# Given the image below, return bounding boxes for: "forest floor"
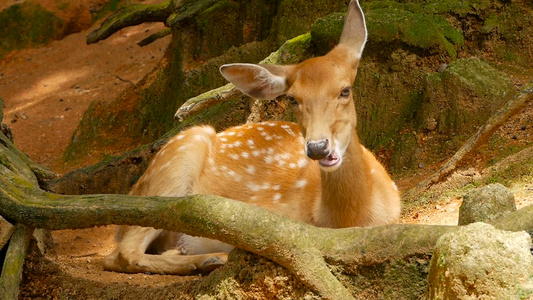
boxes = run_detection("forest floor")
[1,1,532,296]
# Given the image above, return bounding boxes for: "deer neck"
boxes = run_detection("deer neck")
[318,130,373,228]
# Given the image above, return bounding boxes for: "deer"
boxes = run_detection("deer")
[103,0,401,275]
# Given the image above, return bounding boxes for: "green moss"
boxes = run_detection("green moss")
[0,2,63,59]
[365,6,463,58]
[443,58,511,98]
[311,12,345,55]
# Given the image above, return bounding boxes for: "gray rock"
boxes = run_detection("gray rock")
[458,183,516,225]
[427,223,533,299]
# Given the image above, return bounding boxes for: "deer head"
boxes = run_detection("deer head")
[220,0,367,172]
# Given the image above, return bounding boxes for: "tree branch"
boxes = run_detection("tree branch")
[174,33,314,121]
[138,28,172,47]
[87,1,174,44]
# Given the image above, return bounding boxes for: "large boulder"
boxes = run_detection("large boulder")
[427,222,533,299]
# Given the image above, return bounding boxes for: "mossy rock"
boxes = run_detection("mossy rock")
[310,2,464,57]
[0,2,63,59]
[365,5,463,58]
[421,57,511,133]
[428,223,533,299]
[415,58,512,162]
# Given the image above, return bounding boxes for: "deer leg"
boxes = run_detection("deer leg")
[103,227,230,275]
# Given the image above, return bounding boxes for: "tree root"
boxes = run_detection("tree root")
[1,162,532,299]
[87,1,174,44]
[0,224,34,300]
[87,0,230,45]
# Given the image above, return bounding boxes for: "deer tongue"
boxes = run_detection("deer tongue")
[318,151,340,167]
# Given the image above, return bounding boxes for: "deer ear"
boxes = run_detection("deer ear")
[219,63,291,100]
[337,0,368,62]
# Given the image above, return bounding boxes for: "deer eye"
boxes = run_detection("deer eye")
[286,95,298,105]
[340,87,351,98]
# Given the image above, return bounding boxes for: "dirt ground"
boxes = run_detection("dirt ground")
[1,1,532,297]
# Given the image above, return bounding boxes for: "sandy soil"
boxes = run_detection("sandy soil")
[0,2,170,172]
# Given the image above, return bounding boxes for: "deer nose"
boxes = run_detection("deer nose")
[306,139,329,160]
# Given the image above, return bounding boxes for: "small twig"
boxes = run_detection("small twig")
[115,75,135,86]
[70,252,99,258]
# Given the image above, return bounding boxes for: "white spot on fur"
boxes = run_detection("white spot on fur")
[392,182,398,191]
[233,141,242,147]
[264,156,273,164]
[246,165,256,174]
[297,158,308,168]
[227,132,236,136]
[272,184,280,191]
[220,137,228,142]
[176,134,185,140]
[371,169,376,174]
[252,150,261,157]
[227,170,241,182]
[247,139,255,146]
[295,179,307,188]
[281,125,296,136]
[177,146,187,152]
[289,163,297,169]
[280,153,291,160]
[241,152,249,159]
[194,135,208,142]
[246,182,260,192]
[257,127,264,131]
[273,193,282,203]
[203,127,216,135]
[229,154,239,160]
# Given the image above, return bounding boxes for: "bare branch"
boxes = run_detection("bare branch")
[138,28,172,47]
[175,33,313,121]
[87,1,174,44]
[174,83,241,121]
